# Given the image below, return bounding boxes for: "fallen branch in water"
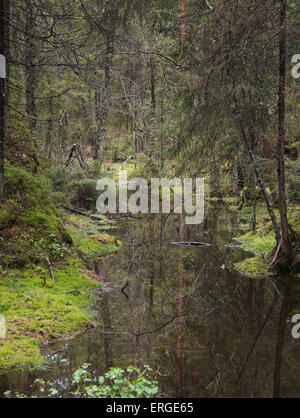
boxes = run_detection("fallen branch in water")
[113,214,140,221]
[62,206,115,224]
[45,256,56,285]
[171,242,211,247]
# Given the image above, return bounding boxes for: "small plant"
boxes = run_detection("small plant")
[4,364,159,398]
[48,234,69,259]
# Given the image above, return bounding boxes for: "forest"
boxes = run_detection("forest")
[0,0,300,399]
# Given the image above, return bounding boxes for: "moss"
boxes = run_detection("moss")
[234,256,270,278]
[0,160,122,369]
[0,163,74,268]
[287,206,300,234]
[0,206,119,369]
[0,338,43,369]
[0,207,16,230]
[232,203,300,278]
[0,139,125,370]
[65,213,121,260]
[0,258,100,370]
[233,230,276,257]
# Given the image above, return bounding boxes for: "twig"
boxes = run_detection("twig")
[120,281,129,299]
[45,256,56,285]
[268,238,282,270]
[120,155,132,169]
[65,289,81,295]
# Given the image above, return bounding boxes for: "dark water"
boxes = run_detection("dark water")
[1,203,300,398]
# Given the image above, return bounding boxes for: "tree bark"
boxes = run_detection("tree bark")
[25,0,36,133]
[234,95,282,245]
[0,0,10,200]
[277,0,290,259]
[149,0,156,165]
[94,22,115,164]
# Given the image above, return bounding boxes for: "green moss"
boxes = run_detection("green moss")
[0,163,73,268]
[0,207,118,369]
[0,338,43,369]
[234,256,270,278]
[0,258,100,370]
[232,203,300,278]
[233,231,276,257]
[0,207,16,230]
[65,213,121,260]
[0,147,122,370]
[287,206,300,234]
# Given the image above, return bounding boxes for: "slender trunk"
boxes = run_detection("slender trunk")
[132,77,137,160]
[150,53,156,153]
[252,175,257,233]
[277,0,290,259]
[147,251,155,362]
[25,0,36,133]
[234,95,282,245]
[149,1,156,165]
[180,0,186,48]
[46,97,53,160]
[0,0,10,200]
[176,1,186,388]
[94,25,115,164]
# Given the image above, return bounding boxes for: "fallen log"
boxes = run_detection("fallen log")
[62,206,115,224]
[171,242,211,247]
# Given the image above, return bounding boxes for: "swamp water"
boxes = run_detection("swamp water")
[1,204,300,398]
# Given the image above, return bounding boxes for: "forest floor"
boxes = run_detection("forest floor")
[0,158,121,370]
[0,211,121,370]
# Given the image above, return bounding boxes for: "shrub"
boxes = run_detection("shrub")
[4,364,159,398]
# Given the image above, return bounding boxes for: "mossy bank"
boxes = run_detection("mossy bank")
[0,138,120,370]
[231,204,300,278]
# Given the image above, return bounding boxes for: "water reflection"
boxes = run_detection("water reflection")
[1,204,300,398]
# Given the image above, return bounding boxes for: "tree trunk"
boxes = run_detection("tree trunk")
[234,95,282,245]
[149,0,156,166]
[0,0,10,200]
[46,97,53,160]
[181,0,186,47]
[277,0,290,259]
[25,0,36,134]
[94,24,115,165]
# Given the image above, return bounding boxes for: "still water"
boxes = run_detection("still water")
[1,204,300,397]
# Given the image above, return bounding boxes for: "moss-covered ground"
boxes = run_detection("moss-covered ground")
[0,151,120,370]
[232,203,300,278]
[65,213,121,261]
[0,259,98,369]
